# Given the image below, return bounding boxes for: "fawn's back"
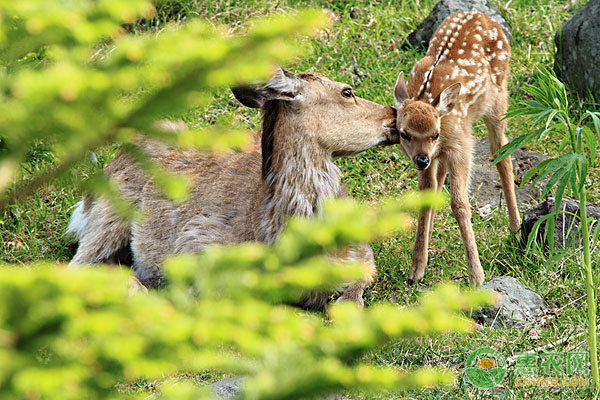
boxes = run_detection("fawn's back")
[407,12,510,127]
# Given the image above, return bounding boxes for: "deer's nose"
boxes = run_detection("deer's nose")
[414,154,430,170]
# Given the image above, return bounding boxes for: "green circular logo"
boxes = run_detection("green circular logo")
[464,347,507,389]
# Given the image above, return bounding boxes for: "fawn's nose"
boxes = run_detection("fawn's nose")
[414,154,430,170]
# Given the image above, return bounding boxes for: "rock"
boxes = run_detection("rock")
[349,7,362,19]
[521,198,600,248]
[209,377,346,400]
[210,377,243,400]
[404,0,512,49]
[469,137,548,210]
[473,276,547,328]
[554,0,600,99]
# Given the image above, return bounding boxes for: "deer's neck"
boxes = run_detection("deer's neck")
[254,101,342,244]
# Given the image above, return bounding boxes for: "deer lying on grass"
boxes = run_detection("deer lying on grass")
[68,68,398,309]
[393,12,520,285]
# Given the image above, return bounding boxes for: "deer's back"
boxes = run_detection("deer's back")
[103,133,262,282]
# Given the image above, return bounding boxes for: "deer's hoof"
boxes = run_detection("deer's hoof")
[407,278,419,286]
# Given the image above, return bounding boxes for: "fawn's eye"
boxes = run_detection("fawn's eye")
[433,132,440,140]
[400,131,411,141]
[341,88,353,98]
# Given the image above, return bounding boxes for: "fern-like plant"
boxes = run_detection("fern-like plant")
[494,67,600,388]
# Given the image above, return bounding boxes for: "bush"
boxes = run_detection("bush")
[0,1,493,398]
[0,197,493,399]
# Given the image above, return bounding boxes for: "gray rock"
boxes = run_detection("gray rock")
[473,276,547,328]
[469,138,548,210]
[209,377,346,400]
[405,0,512,49]
[554,0,600,99]
[210,377,243,400]
[522,198,600,248]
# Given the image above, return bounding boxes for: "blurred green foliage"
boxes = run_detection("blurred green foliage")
[0,1,493,398]
[0,0,325,204]
[0,197,493,400]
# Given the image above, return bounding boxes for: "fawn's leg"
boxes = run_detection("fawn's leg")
[484,94,521,233]
[449,157,485,285]
[409,165,436,283]
[427,161,447,244]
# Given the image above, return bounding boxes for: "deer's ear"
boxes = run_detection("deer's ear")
[232,67,302,109]
[231,86,267,109]
[263,67,302,100]
[432,82,461,116]
[394,71,409,108]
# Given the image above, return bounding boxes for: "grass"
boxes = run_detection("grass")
[1,0,599,398]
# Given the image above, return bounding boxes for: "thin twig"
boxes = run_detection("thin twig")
[352,55,365,80]
[506,324,599,364]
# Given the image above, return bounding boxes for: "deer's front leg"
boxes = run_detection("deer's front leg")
[408,165,436,283]
[335,244,377,307]
[449,166,485,285]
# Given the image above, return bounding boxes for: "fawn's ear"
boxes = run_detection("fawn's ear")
[432,82,461,116]
[394,71,410,108]
[232,67,302,109]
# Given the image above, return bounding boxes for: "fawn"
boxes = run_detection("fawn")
[68,68,398,309]
[393,12,520,285]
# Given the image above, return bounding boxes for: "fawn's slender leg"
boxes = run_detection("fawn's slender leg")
[409,164,436,282]
[427,161,447,244]
[484,93,521,233]
[449,155,485,285]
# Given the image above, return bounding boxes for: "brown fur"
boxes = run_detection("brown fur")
[402,103,438,132]
[69,69,398,309]
[394,12,520,285]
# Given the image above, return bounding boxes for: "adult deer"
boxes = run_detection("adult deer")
[393,12,520,285]
[68,68,398,309]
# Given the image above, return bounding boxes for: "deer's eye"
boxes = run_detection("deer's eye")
[341,88,353,98]
[433,132,440,140]
[400,131,411,141]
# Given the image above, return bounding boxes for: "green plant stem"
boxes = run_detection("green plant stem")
[581,186,599,388]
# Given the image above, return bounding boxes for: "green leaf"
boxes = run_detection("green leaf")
[525,212,556,253]
[547,214,556,251]
[592,220,600,250]
[521,158,552,187]
[532,153,576,191]
[492,128,545,165]
[588,111,600,141]
[578,156,588,192]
